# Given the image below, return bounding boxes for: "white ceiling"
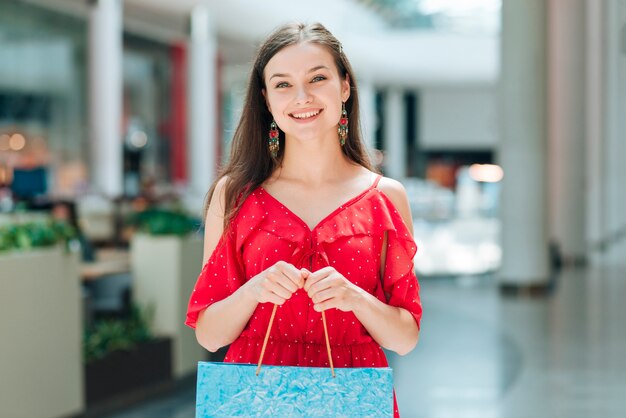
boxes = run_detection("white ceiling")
[24,0,499,86]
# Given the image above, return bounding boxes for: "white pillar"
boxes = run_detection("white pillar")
[358,81,377,152]
[498,0,550,285]
[186,3,217,209]
[586,0,626,266]
[384,89,406,180]
[88,0,123,197]
[600,0,626,265]
[585,0,606,264]
[547,0,587,262]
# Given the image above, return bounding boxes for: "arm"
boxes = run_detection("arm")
[304,177,419,356]
[195,178,305,352]
[352,284,419,356]
[370,177,420,353]
[304,273,419,356]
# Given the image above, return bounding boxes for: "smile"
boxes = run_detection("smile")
[289,109,322,120]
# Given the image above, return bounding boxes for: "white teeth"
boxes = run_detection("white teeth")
[292,110,320,119]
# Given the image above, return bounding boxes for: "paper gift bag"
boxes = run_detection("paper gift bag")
[196,362,393,417]
[195,305,393,417]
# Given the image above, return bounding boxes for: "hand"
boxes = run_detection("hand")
[244,261,306,305]
[302,267,364,312]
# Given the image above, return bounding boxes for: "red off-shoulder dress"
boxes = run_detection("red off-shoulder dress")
[186,176,422,417]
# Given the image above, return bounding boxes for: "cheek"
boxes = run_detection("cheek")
[267,94,290,115]
[322,86,344,108]
[323,93,343,117]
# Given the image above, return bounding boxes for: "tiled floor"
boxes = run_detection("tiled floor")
[105,265,626,418]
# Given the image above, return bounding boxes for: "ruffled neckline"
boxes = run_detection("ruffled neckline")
[256,183,378,233]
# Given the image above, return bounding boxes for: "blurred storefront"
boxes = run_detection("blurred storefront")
[0,0,179,201]
[0,1,89,197]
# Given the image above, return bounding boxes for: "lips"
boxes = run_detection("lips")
[289,109,323,121]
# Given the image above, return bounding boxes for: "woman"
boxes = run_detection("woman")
[186,22,421,417]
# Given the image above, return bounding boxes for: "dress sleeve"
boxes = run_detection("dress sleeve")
[379,195,423,330]
[185,228,245,329]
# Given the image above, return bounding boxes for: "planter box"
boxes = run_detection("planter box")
[85,337,172,405]
[0,247,83,418]
[131,233,208,378]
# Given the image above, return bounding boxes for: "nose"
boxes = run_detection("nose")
[294,84,312,104]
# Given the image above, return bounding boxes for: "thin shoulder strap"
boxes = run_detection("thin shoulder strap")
[371,173,383,189]
[372,172,387,300]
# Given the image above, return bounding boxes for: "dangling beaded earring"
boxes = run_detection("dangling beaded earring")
[338,102,348,146]
[268,120,279,158]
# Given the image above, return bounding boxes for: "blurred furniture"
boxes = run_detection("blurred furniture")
[81,248,132,322]
[11,166,48,199]
[80,247,130,281]
[83,272,132,318]
[131,233,207,378]
[0,246,83,417]
[77,195,116,245]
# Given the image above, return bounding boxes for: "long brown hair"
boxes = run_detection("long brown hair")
[206,22,374,228]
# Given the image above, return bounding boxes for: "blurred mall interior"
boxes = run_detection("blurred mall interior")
[1,0,625,417]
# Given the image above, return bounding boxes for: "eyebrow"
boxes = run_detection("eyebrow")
[269,65,330,81]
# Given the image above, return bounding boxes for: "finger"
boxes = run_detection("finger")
[276,272,300,293]
[310,287,335,305]
[307,272,340,296]
[268,268,299,293]
[263,292,287,305]
[299,268,311,289]
[313,299,335,312]
[303,268,333,292]
[264,274,294,299]
[278,263,306,289]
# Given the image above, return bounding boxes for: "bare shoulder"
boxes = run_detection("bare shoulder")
[376,176,407,201]
[376,176,414,233]
[202,176,230,264]
[205,175,230,223]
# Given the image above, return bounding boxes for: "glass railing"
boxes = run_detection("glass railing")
[356,0,501,34]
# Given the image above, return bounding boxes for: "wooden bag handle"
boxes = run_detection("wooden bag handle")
[256,304,335,378]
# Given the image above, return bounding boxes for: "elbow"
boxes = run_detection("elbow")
[394,339,417,356]
[390,329,420,356]
[195,329,228,353]
[202,342,220,353]
[195,332,217,353]
[194,307,234,353]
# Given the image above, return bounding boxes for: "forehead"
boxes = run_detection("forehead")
[264,42,336,78]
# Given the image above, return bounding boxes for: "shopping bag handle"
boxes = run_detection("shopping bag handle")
[256,305,336,378]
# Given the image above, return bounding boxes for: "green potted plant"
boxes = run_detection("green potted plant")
[0,220,77,252]
[0,220,83,417]
[126,207,199,236]
[128,207,208,378]
[83,304,172,406]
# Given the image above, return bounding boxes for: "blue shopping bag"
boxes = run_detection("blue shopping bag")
[195,361,393,417]
[195,305,393,417]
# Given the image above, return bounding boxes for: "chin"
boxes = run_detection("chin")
[285,130,320,143]
[286,127,337,144]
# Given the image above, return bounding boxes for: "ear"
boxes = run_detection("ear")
[341,73,351,103]
[262,88,272,112]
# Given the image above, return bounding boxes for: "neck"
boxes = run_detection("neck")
[278,133,354,185]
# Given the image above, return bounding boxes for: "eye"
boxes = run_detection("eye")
[275,81,290,88]
[311,75,327,83]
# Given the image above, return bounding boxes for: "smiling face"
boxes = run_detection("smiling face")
[263,42,351,144]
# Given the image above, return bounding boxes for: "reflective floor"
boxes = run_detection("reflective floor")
[105,265,626,418]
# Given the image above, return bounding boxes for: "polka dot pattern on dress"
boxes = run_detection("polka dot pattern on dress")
[185,178,421,418]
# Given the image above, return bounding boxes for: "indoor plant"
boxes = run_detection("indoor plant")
[83,303,172,405]
[128,206,207,378]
